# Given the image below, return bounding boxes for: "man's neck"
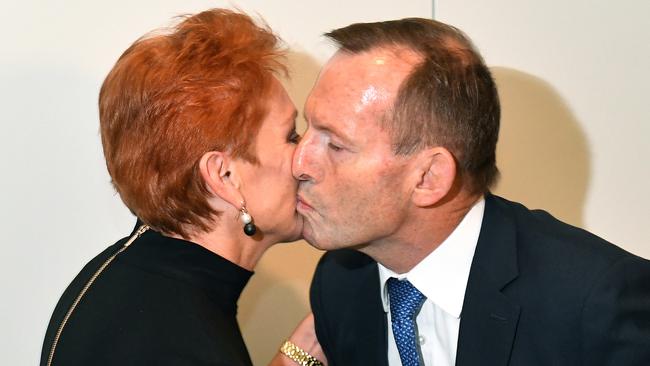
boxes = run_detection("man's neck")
[361,192,483,274]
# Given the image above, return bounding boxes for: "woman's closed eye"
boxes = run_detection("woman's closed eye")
[287,129,301,144]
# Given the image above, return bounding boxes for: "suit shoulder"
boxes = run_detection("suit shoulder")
[489,194,646,270]
[312,249,378,302]
[317,249,375,271]
[315,249,379,284]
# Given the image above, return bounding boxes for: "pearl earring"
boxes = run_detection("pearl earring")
[240,202,256,236]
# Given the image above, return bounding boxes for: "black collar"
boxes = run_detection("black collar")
[117,228,253,314]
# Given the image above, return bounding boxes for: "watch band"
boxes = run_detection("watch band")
[279,340,324,366]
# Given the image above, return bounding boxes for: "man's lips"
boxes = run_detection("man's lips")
[296,195,313,211]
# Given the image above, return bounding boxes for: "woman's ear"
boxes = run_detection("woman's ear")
[198,151,243,209]
[411,147,457,207]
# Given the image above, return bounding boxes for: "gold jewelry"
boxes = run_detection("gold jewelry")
[279,340,324,366]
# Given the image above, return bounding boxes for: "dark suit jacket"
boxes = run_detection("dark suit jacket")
[41,228,254,366]
[310,194,650,365]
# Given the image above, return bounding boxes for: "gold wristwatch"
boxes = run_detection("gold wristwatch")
[279,340,324,366]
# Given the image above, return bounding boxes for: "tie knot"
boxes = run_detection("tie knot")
[387,278,426,317]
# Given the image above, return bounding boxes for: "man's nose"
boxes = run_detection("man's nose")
[292,133,317,182]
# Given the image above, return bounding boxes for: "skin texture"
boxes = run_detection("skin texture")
[293,50,415,250]
[293,49,479,273]
[236,79,304,243]
[191,78,303,270]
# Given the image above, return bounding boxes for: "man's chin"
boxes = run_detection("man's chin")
[300,227,370,252]
[300,227,326,251]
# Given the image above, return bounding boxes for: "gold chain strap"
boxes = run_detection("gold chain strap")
[46,225,149,366]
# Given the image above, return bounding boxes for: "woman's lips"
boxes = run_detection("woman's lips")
[297,195,313,211]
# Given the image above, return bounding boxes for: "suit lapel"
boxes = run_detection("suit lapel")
[343,261,388,366]
[322,251,388,366]
[456,194,521,366]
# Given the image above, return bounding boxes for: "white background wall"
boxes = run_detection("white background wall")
[2,0,649,365]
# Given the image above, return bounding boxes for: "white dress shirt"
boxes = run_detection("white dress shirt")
[378,198,485,366]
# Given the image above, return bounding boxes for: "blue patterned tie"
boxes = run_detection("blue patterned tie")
[387,278,427,366]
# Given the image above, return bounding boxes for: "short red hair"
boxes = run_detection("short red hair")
[99,9,286,237]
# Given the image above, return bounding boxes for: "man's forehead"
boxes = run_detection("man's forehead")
[306,48,417,121]
[304,56,397,144]
[315,48,418,95]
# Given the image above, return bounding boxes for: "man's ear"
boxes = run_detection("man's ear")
[411,147,457,207]
[198,151,243,209]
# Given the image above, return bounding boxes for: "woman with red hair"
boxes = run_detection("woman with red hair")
[41,9,310,366]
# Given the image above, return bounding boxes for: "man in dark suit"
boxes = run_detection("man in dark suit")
[290,18,650,365]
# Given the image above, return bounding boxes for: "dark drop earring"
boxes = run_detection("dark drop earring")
[240,202,256,236]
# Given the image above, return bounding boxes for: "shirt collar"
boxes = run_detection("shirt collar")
[378,197,485,319]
